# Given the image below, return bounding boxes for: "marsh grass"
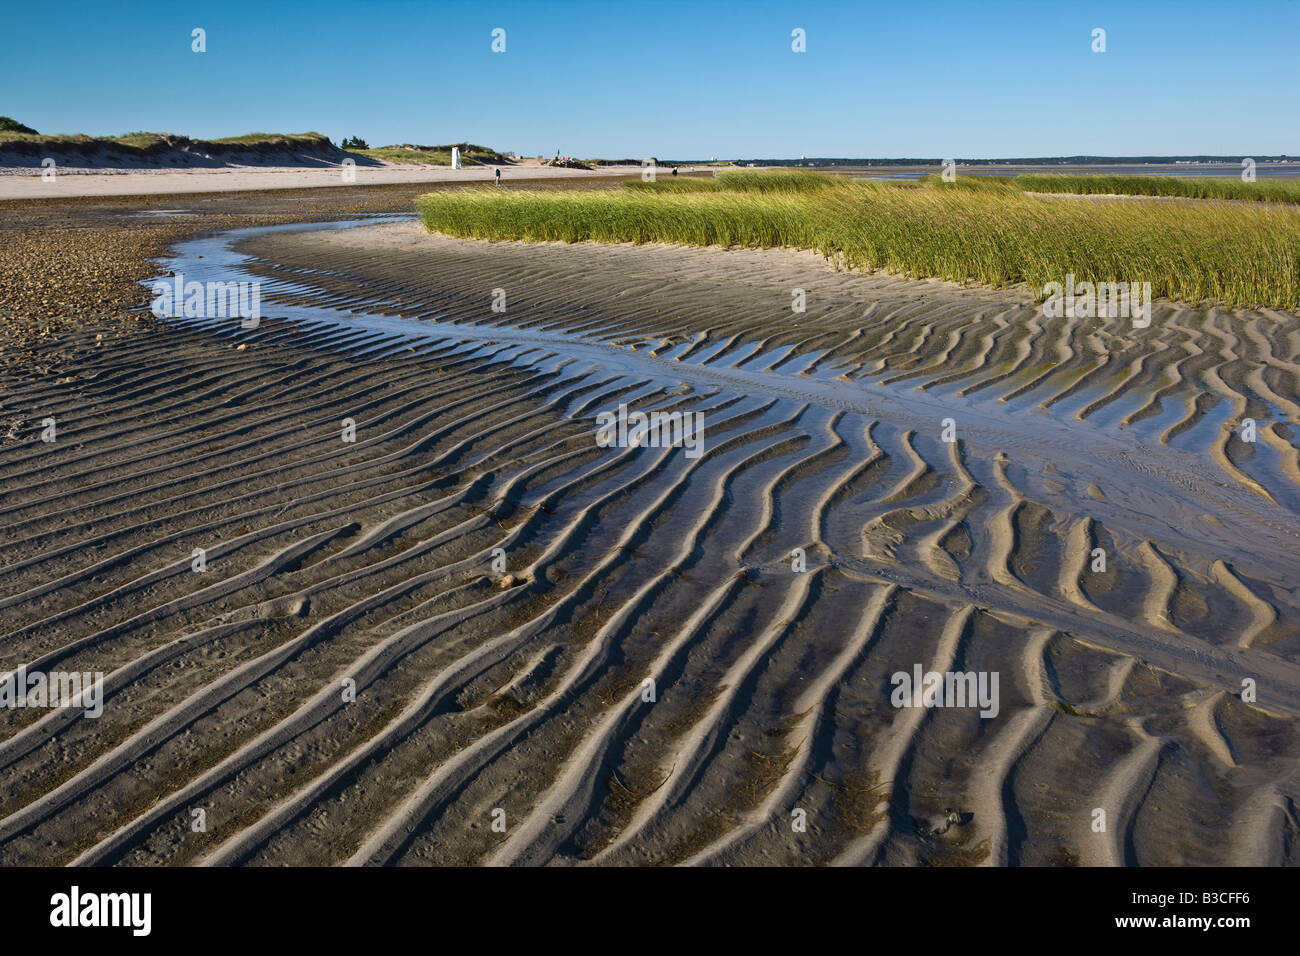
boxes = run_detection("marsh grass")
[622,176,722,193]
[920,172,1300,205]
[624,169,841,194]
[915,173,1020,193]
[418,171,1300,308]
[1012,173,1300,204]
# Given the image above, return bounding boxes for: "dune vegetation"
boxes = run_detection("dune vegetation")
[353,143,509,166]
[0,129,334,148]
[206,132,334,147]
[418,170,1300,309]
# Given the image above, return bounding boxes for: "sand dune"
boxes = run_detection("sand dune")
[1,219,1297,866]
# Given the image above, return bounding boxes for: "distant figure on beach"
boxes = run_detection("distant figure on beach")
[672,166,678,176]
[494,168,501,186]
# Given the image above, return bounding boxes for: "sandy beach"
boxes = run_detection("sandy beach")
[0,163,650,200]
[1,206,1296,866]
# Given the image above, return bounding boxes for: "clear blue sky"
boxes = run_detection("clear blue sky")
[2,0,1295,158]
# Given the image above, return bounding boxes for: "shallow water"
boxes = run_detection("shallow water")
[148,217,1300,527]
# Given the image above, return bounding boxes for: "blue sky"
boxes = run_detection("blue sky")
[2,0,1296,158]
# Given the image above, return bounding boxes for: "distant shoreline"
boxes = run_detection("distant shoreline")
[5,157,1297,201]
[0,164,659,200]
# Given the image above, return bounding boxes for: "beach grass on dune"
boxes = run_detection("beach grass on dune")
[417,171,1300,309]
[206,131,333,147]
[0,130,333,148]
[353,144,509,166]
[351,147,459,165]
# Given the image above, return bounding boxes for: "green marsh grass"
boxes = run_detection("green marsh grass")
[417,171,1300,308]
[915,173,1018,192]
[920,171,1300,204]
[624,169,840,193]
[622,176,725,193]
[1011,173,1300,204]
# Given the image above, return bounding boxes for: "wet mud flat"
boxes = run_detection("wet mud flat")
[1,218,1297,866]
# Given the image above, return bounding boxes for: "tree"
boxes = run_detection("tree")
[0,116,38,134]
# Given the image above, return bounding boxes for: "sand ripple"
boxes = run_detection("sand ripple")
[1,222,1297,865]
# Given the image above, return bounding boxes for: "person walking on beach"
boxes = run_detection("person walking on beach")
[494,168,501,186]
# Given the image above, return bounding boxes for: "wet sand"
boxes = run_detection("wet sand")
[0,179,634,379]
[1,217,1297,866]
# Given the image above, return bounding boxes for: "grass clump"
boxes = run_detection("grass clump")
[417,170,1300,309]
